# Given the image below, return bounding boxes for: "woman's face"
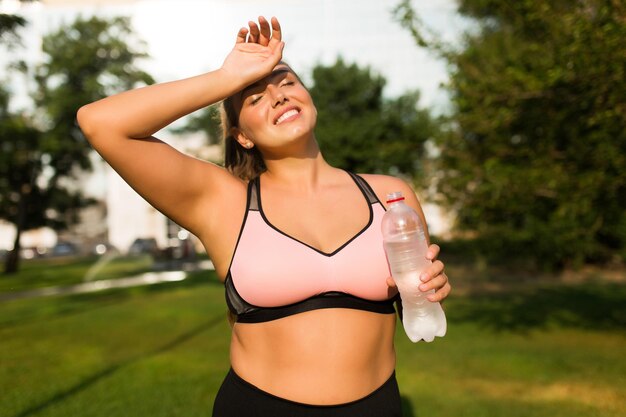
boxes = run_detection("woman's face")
[233,64,317,152]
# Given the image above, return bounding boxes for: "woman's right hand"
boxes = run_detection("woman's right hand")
[220,16,285,88]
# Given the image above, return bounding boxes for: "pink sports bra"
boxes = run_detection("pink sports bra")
[224,172,399,323]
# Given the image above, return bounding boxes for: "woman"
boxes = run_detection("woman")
[77,16,451,417]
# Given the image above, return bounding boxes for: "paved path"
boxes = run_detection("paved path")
[0,260,214,302]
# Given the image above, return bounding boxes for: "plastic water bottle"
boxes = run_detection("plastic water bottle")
[381,191,447,343]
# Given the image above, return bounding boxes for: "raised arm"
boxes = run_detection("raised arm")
[76,16,284,238]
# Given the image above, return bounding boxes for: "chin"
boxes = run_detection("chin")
[287,125,310,137]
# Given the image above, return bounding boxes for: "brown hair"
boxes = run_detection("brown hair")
[221,62,304,181]
[221,95,267,182]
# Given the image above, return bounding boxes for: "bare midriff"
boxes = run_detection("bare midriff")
[229,308,397,405]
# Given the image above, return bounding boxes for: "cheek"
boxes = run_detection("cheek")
[304,93,318,118]
[239,110,266,135]
[307,103,318,127]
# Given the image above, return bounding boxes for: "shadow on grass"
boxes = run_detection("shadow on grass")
[401,395,417,416]
[12,314,226,417]
[449,283,626,332]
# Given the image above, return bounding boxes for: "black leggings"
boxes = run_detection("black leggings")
[212,368,403,417]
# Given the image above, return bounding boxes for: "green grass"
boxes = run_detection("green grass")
[0,272,229,417]
[396,281,626,417]
[0,255,155,293]
[1,269,625,417]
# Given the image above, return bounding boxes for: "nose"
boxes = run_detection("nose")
[268,85,287,108]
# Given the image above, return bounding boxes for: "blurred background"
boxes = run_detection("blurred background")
[1,1,624,416]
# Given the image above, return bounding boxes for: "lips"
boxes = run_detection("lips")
[274,106,301,125]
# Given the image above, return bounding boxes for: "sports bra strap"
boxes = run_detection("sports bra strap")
[247,178,260,211]
[346,172,382,206]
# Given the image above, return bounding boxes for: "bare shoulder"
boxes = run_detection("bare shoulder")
[196,161,248,231]
[359,173,430,239]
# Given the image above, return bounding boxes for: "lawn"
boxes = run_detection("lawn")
[1,264,625,417]
[0,254,154,293]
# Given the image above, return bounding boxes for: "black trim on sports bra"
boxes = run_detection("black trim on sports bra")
[224,179,255,276]
[255,172,375,257]
[349,172,385,207]
[225,274,398,323]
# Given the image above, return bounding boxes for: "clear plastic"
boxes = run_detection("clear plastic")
[381,191,447,342]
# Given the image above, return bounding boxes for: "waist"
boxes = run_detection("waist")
[229,308,397,404]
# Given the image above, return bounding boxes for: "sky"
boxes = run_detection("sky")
[2,0,468,113]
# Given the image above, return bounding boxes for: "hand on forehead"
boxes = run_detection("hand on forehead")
[246,64,292,89]
[235,64,295,106]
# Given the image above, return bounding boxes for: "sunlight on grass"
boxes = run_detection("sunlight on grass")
[0,255,154,292]
[1,267,625,417]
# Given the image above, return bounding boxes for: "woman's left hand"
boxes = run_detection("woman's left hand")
[386,244,451,302]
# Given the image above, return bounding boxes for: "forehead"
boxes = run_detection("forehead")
[229,65,299,114]
[240,66,293,97]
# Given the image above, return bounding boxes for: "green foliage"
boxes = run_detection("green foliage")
[34,15,154,178]
[0,110,65,230]
[0,15,154,273]
[172,104,222,145]
[309,58,440,183]
[397,0,626,269]
[0,13,26,48]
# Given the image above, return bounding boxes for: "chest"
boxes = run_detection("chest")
[229,205,392,307]
[259,186,370,255]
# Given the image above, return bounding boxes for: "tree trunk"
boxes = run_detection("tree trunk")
[4,191,26,275]
[4,226,22,274]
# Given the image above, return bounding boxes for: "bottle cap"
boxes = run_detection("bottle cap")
[386,192,405,204]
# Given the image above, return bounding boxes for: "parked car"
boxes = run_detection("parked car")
[128,238,159,256]
[50,242,79,257]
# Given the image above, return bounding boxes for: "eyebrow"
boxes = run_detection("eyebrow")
[240,68,291,99]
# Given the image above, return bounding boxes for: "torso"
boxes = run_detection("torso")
[199,169,399,404]
[230,309,396,404]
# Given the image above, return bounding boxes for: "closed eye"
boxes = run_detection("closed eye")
[250,95,263,105]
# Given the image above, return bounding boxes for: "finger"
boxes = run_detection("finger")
[427,282,451,302]
[426,244,440,261]
[419,260,444,282]
[269,16,282,45]
[236,27,248,44]
[419,273,448,293]
[258,16,271,46]
[248,21,260,43]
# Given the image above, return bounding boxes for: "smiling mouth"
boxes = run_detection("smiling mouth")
[274,108,300,125]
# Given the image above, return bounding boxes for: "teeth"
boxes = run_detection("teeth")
[276,109,299,125]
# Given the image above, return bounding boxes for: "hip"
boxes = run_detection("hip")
[213,367,403,417]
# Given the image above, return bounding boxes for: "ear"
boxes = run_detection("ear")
[231,127,254,149]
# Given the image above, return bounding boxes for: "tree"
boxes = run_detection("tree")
[34,15,154,181]
[309,58,440,184]
[0,13,26,48]
[396,0,626,269]
[0,15,154,274]
[172,104,222,145]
